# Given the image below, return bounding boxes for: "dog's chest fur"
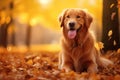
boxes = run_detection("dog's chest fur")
[63,32,95,62]
[62,37,95,72]
[62,35,93,58]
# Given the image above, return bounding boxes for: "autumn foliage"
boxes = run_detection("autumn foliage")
[0,49,120,80]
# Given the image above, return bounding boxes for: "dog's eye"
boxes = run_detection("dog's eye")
[76,15,80,18]
[66,15,70,18]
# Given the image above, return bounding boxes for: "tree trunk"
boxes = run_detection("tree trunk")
[11,19,15,46]
[0,24,8,47]
[118,0,120,46]
[26,25,31,48]
[0,1,14,48]
[9,1,15,46]
[102,0,120,51]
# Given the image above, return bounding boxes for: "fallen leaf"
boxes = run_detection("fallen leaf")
[108,30,113,37]
[113,40,117,46]
[114,75,120,80]
[110,4,114,8]
[0,49,120,79]
[26,59,33,65]
[111,12,116,20]
[98,42,104,49]
[117,48,120,54]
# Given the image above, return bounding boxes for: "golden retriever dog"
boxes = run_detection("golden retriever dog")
[58,8,113,73]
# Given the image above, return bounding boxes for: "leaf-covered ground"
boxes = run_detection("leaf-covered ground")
[0,49,120,80]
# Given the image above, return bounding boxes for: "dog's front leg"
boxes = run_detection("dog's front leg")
[59,53,74,72]
[63,61,74,72]
[87,62,98,73]
[58,52,63,69]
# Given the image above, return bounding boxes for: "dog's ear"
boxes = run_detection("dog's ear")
[59,9,68,27]
[84,11,93,28]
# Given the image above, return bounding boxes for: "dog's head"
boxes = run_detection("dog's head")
[59,8,93,39]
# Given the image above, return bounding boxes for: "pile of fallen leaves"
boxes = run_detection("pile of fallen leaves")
[0,49,120,80]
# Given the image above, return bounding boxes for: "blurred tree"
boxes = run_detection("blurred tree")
[102,0,120,51]
[118,0,120,47]
[26,24,31,48]
[9,1,15,46]
[0,1,14,48]
[0,20,9,47]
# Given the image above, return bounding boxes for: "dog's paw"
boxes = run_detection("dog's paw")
[87,64,98,73]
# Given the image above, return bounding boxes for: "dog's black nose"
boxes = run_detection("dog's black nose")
[69,22,75,28]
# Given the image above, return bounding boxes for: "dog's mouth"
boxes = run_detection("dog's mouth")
[68,29,76,39]
[68,25,82,39]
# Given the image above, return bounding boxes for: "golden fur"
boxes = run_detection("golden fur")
[58,8,113,73]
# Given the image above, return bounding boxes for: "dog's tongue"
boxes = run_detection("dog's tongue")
[68,30,76,39]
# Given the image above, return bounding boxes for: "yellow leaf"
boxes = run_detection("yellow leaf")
[27,59,33,65]
[113,40,116,46]
[110,4,114,8]
[95,42,104,50]
[108,30,112,37]
[98,42,104,49]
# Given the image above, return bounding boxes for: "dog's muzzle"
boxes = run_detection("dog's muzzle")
[69,22,75,30]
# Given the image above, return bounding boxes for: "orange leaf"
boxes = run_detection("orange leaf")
[27,59,33,65]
